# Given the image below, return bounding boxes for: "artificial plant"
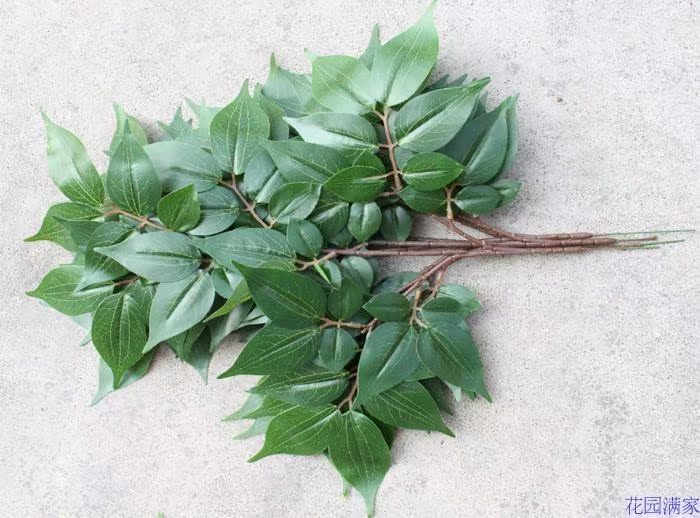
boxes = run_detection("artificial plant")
[25,3,677,516]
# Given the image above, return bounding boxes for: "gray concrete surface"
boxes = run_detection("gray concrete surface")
[1,1,698,517]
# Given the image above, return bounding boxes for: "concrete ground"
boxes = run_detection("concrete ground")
[1,1,698,517]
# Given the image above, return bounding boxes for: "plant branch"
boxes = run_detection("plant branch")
[104,207,166,230]
[376,107,402,192]
[220,177,270,228]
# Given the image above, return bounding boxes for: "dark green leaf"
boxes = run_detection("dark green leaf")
[401,152,463,191]
[319,328,357,372]
[286,219,323,258]
[235,263,326,328]
[168,323,205,360]
[210,81,270,174]
[398,185,447,213]
[145,271,216,350]
[324,165,387,202]
[251,366,349,406]
[373,271,417,294]
[285,113,378,151]
[370,3,439,106]
[91,293,147,386]
[41,113,104,207]
[208,301,255,351]
[264,140,346,183]
[491,178,521,207]
[249,405,340,461]
[347,202,381,242]
[189,186,241,236]
[27,265,112,316]
[268,182,321,224]
[327,277,364,321]
[254,85,290,141]
[453,185,501,215]
[437,284,481,316]
[355,322,420,406]
[219,324,320,377]
[417,322,491,400]
[379,206,412,241]
[340,256,375,292]
[328,411,391,517]
[95,231,201,282]
[198,228,296,270]
[309,198,349,239]
[363,292,411,322]
[363,380,453,436]
[79,222,134,288]
[156,184,201,232]
[106,128,161,216]
[309,54,374,114]
[144,141,222,192]
[419,296,464,325]
[394,81,488,153]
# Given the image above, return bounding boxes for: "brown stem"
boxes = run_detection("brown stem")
[337,372,359,410]
[320,318,368,331]
[221,177,270,228]
[456,214,596,242]
[376,108,402,192]
[105,208,166,230]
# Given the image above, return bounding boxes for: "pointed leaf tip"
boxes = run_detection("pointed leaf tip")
[304,49,318,62]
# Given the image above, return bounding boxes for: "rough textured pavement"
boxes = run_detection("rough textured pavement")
[1,1,698,516]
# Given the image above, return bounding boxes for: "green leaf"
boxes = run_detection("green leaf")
[319,328,357,372]
[167,323,205,360]
[158,106,194,144]
[244,396,295,419]
[198,228,296,270]
[90,350,155,406]
[373,271,417,294]
[25,202,102,251]
[262,54,323,118]
[286,219,323,258]
[499,96,519,177]
[41,113,104,207]
[419,296,464,326]
[52,219,101,248]
[437,284,481,316]
[401,152,463,191]
[394,81,488,153]
[27,265,112,316]
[268,182,321,224]
[453,185,500,215]
[327,277,364,321]
[340,256,375,292]
[309,198,349,239]
[235,263,326,328]
[416,322,491,400]
[204,276,251,322]
[210,81,270,174]
[359,25,381,69]
[363,381,454,436]
[219,324,320,377]
[183,328,214,382]
[108,103,148,155]
[144,141,222,192]
[371,3,439,106]
[491,178,521,207]
[91,293,147,386]
[95,231,201,282]
[254,85,290,141]
[328,411,391,517]
[250,405,340,461]
[309,54,374,114]
[442,106,499,165]
[264,140,346,183]
[223,393,265,421]
[188,186,241,236]
[156,184,201,232]
[145,271,216,350]
[106,127,161,215]
[251,366,349,406]
[398,185,446,213]
[235,417,273,440]
[285,113,378,151]
[324,165,387,202]
[208,301,255,351]
[355,322,420,406]
[79,222,134,288]
[363,292,411,321]
[347,202,381,242]
[379,206,412,241]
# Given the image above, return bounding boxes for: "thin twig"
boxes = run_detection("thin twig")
[221,177,270,228]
